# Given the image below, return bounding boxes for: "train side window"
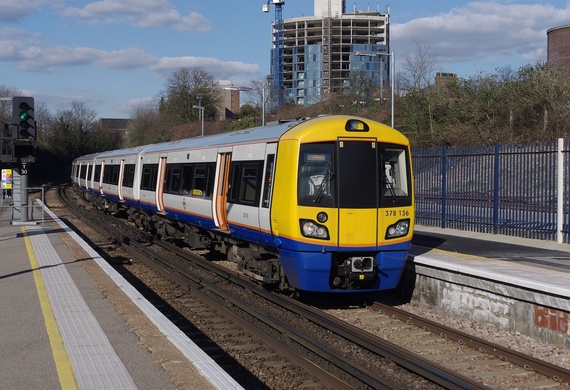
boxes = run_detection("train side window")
[241,163,261,204]
[80,165,87,180]
[262,154,275,208]
[165,164,182,194]
[181,164,194,195]
[103,164,120,185]
[93,165,101,183]
[229,161,263,206]
[228,163,241,203]
[206,163,215,198]
[141,164,158,191]
[192,164,208,197]
[123,164,135,188]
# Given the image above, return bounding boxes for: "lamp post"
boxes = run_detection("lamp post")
[226,84,267,126]
[378,50,395,129]
[192,93,204,137]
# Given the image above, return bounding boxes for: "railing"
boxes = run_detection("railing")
[1,187,45,226]
[413,139,569,243]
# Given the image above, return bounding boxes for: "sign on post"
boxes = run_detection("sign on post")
[1,169,13,189]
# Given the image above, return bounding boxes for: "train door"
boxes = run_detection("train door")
[100,161,105,194]
[156,156,167,212]
[336,138,379,248]
[118,160,125,201]
[85,163,91,190]
[213,150,232,231]
[259,143,277,245]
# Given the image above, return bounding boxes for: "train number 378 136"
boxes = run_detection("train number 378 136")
[385,210,410,217]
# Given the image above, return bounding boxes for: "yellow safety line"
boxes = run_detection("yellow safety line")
[22,228,78,390]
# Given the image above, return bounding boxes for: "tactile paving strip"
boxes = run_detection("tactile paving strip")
[26,225,137,390]
[40,201,244,390]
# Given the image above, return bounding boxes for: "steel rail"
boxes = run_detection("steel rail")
[372,302,570,384]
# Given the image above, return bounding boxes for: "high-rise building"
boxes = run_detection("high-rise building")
[269,0,390,106]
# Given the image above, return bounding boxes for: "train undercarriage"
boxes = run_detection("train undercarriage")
[79,189,380,292]
[80,190,289,290]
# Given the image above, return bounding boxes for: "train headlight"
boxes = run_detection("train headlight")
[385,219,410,239]
[300,219,329,240]
[317,212,328,223]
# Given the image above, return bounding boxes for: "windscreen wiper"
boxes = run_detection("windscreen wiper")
[313,168,333,204]
[384,175,400,205]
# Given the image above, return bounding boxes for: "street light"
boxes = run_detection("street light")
[192,93,204,137]
[378,50,395,129]
[223,84,267,126]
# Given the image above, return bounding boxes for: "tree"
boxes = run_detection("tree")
[0,86,22,125]
[244,78,271,123]
[398,37,440,95]
[345,70,376,110]
[126,101,168,146]
[162,67,223,126]
[39,101,105,162]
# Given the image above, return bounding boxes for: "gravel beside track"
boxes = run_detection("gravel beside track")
[42,187,570,389]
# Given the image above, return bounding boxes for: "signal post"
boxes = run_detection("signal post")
[1,96,37,224]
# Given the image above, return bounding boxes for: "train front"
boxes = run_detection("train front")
[271,116,414,293]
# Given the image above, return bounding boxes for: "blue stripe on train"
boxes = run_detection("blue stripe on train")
[162,207,410,292]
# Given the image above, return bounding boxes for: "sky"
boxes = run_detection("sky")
[2,0,570,119]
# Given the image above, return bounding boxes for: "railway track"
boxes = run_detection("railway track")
[53,186,570,389]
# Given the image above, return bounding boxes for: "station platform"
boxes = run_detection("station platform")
[0,202,243,390]
[412,225,570,299]
[409,225,570,349]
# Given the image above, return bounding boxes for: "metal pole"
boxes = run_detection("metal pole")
[20,162,28,222]
[390,50,395,129]
[201,107,204,137]
[557,138,564,243]
[262,87,265,126]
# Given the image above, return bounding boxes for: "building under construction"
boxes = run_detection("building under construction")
[268,0,390,107]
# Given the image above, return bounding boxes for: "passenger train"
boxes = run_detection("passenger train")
[71,115,414,293]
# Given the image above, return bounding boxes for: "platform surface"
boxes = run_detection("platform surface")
[0,201,243,390]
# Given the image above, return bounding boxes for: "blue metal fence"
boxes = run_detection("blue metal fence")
[413,140,570,243]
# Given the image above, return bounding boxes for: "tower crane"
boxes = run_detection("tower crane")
[263,0,285,108]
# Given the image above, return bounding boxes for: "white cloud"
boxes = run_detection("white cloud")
[0,1,34,22]
[151,56,261,79]
[391,2,570,73]
[62,0,210,32]
[96,48,157,69]
[0,25,259,85]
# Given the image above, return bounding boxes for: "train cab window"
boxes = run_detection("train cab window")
[123,164,135,188]
[378,145,412,207]
[298,143,336,207]
[141,164,158,191]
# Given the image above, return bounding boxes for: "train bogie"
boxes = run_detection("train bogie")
[72,115,414,293]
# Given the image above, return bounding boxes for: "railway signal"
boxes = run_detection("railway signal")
[12,96,35,141]
[10,96,36,160]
